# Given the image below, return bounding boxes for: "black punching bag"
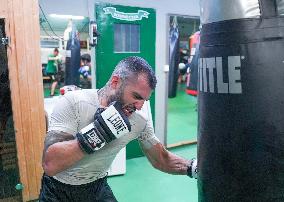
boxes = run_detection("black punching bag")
[168,17,180,98]
[198,0,284,201]
[65,25,81,86]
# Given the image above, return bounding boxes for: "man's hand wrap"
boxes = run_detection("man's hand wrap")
[76,102,131,154]
[187,158,198,179]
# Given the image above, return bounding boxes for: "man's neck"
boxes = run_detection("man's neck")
[97,87,109,107]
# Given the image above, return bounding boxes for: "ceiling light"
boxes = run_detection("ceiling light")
[49,14,84,20]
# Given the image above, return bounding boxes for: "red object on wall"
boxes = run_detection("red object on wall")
[186,31,200,96]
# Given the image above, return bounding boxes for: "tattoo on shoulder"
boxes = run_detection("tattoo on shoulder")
[44,131,75,153]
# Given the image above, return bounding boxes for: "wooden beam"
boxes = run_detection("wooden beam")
[6,0,30,199]
[0,0,8,18]
[28,0,46,193]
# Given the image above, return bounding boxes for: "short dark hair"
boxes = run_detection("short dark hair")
[81,53,91,63]
[112,56,157,89]
[54,48,59,53]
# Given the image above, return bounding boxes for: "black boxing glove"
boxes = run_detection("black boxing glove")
[76,101,131,154]
[187,158,198,179]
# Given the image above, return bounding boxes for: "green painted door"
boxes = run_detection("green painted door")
[95,3,156,159]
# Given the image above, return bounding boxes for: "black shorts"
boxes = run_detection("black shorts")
[47,73,61,82]
[39,174,118,202]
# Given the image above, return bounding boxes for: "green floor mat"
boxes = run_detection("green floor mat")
[43,88,60,97]
[167,83,197,146]
[108,144,198,202]
[43,82,61,98]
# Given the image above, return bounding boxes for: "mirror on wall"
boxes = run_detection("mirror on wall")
[166,15,200,148]
[39,5,92,98]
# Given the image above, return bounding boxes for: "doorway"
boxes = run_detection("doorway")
[0,19,22,201]
[166,15,200,148]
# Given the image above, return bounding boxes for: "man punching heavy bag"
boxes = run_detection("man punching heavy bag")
[198,0,284,201]
[65,24,81,86]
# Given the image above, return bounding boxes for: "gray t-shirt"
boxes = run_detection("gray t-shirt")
[48,89,159,185]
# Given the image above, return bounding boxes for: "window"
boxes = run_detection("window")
[40,37,62,48]
[114,24,140,53]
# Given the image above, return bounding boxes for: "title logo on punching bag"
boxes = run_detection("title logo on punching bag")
[198,56,242,94]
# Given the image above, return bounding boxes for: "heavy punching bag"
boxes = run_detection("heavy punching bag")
[168,17,180,98]
[198,0,284,201]
[65,24,81,86]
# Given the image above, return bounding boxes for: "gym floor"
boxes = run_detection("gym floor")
[108,144,198,202]
[167,83,197,145]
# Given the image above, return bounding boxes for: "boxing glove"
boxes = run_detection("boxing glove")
[187,158,198,179]
[76,101,131,154]
[78,66,90,78]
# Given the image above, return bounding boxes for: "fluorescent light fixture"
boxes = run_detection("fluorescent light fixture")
[49,14,84,20]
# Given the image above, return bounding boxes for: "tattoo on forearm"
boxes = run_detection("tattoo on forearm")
[43,131,75,154]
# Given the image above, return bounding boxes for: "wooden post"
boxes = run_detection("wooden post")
[0,0,45,201]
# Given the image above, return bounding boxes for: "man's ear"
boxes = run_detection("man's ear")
[110,75,121,89]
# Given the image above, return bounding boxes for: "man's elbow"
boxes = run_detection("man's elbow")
[42,147,59,176]
[42,161,57,177]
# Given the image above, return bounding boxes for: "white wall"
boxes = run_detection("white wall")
[39,0,200,144]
